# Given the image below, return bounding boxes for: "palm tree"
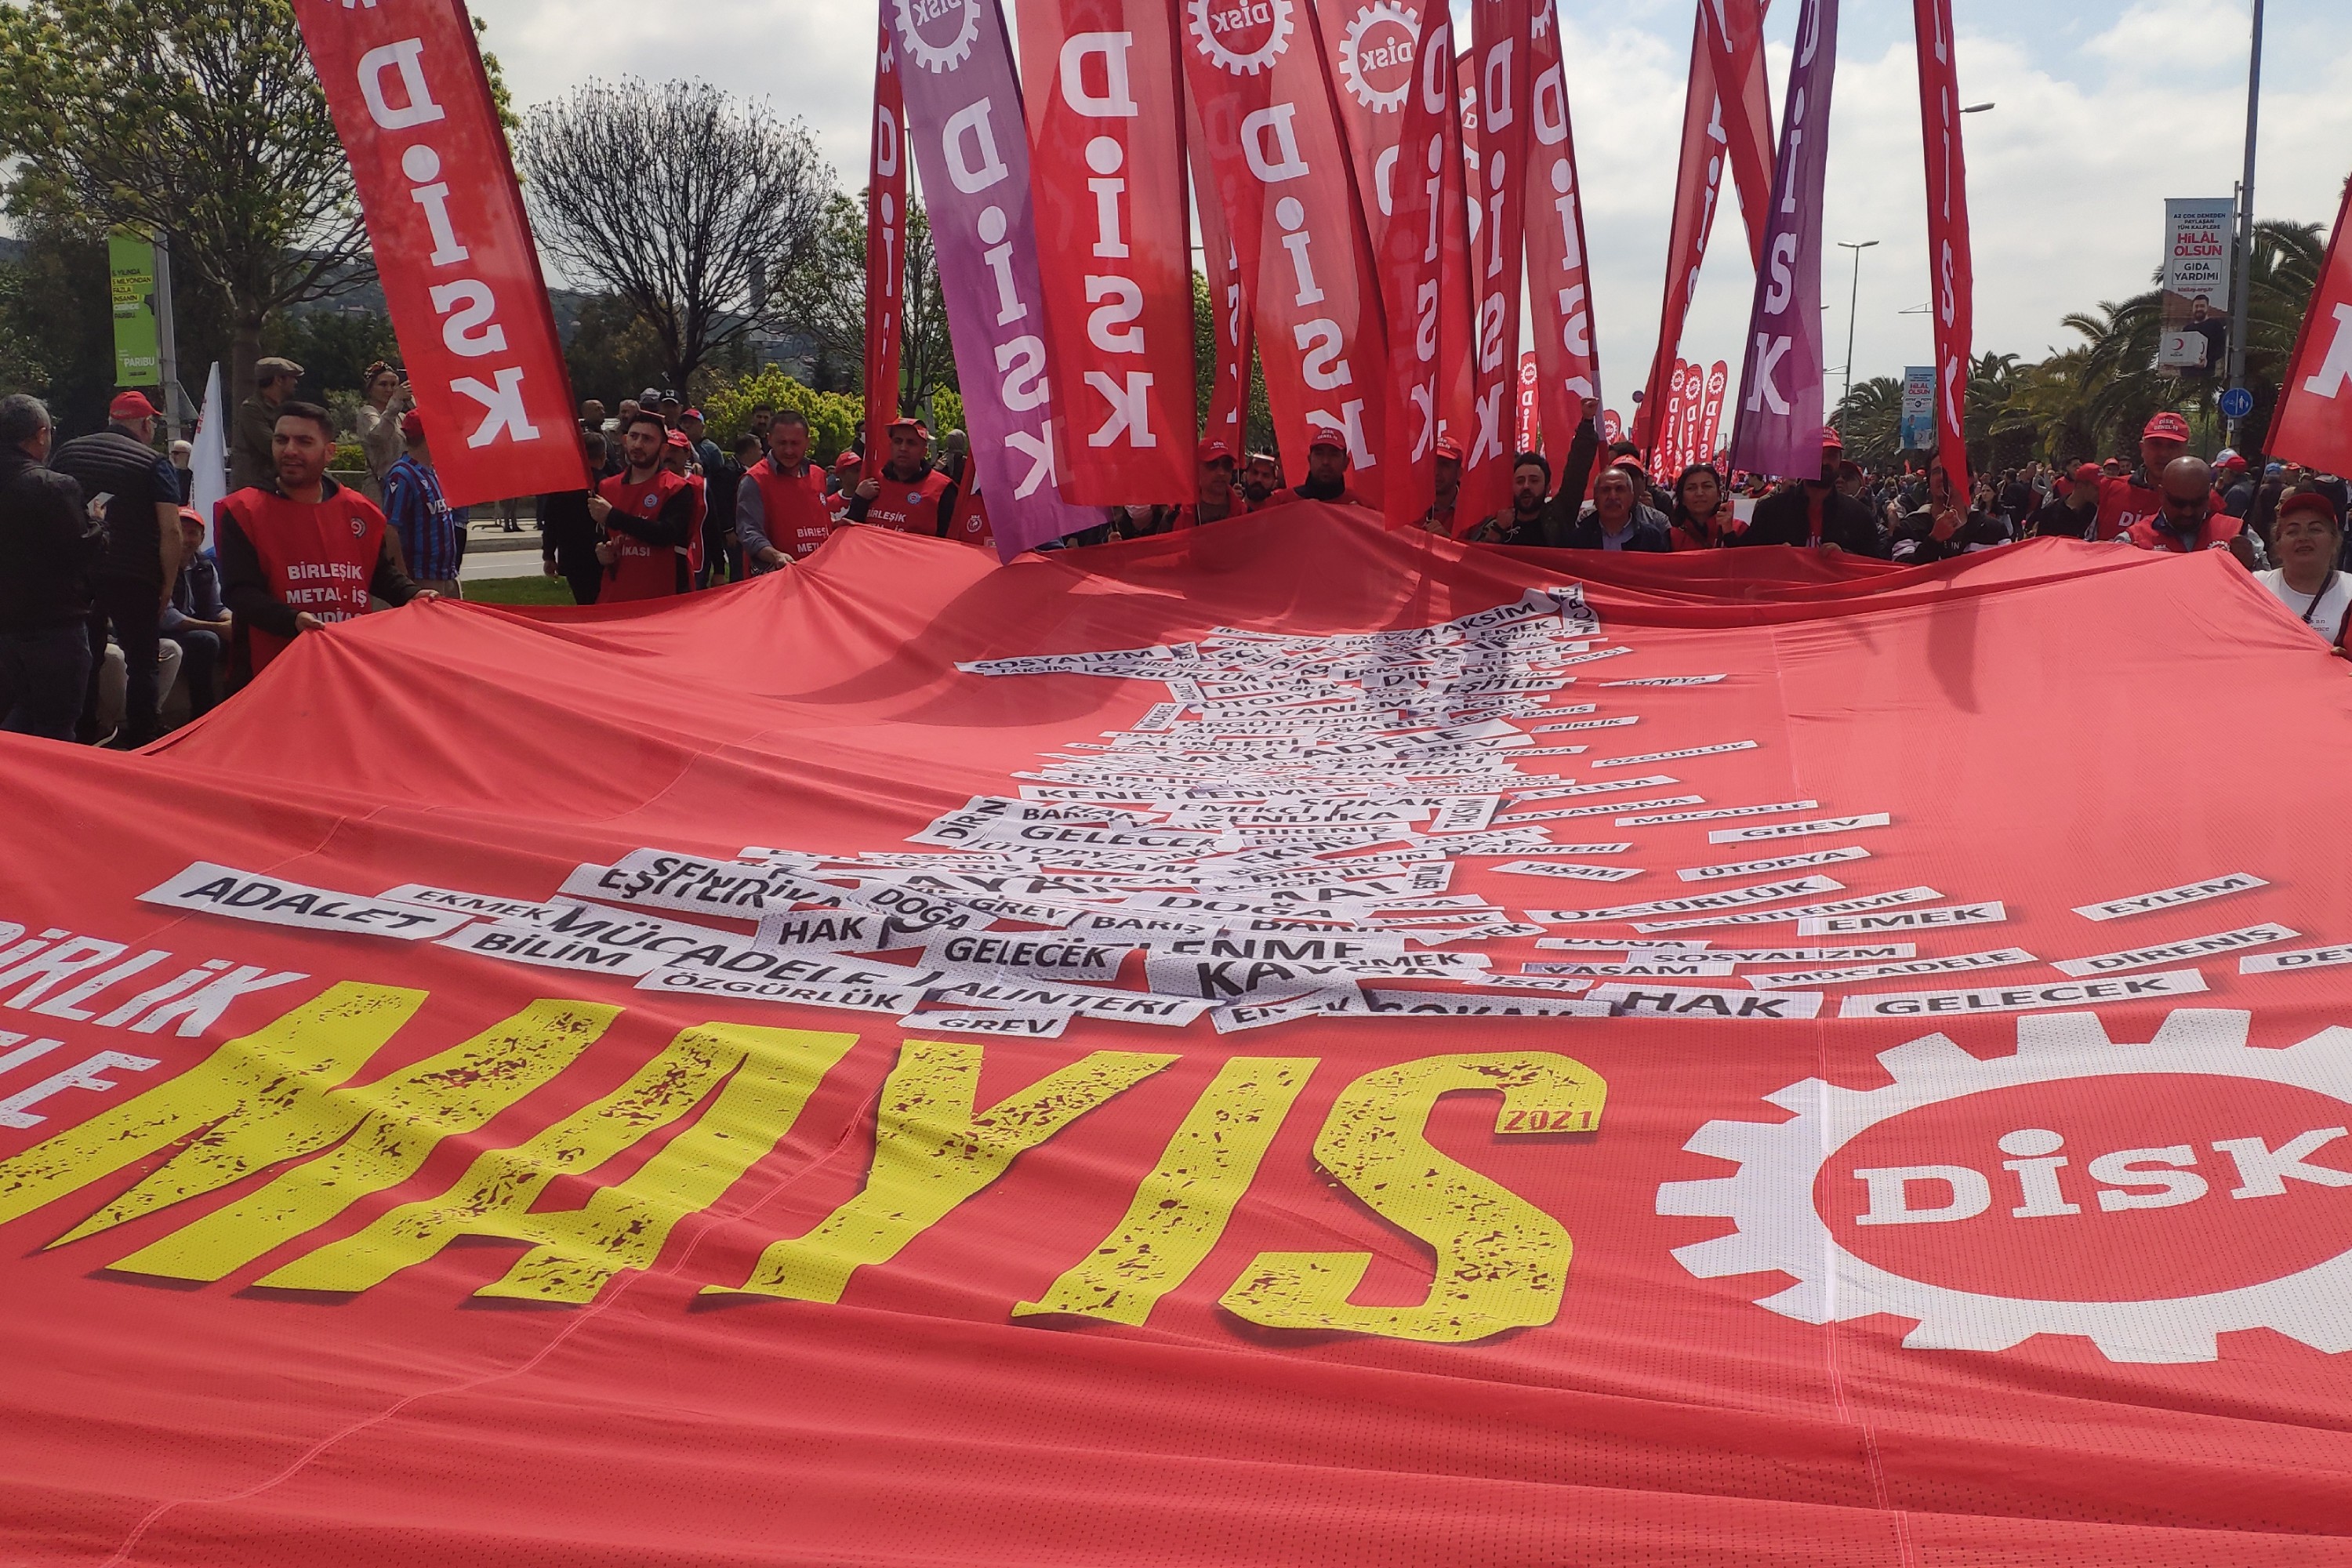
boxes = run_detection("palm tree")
[1831,376,1904,469]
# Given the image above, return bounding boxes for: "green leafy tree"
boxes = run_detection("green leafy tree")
[0,0,372,396]
[700,368,862,460]
[773,188,951,405]
[0,223,114,432]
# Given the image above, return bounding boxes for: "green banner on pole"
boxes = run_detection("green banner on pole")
[107,230,162,387]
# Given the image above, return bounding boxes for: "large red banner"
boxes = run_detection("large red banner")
[2270,167,2352,474]
[8,520,2352,1563]
[863,13,904,456]
[1913,0,1975,503]
[294,0,585,506]
[1020,0,1197,503]
[1523,0,1599,461]
[1182,3,1388,493]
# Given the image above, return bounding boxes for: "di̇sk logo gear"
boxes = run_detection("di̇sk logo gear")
[1656,1008,2352,1364]
[1189,0,1294,76]
[894,0,981,72]
[1338,2,1417,113]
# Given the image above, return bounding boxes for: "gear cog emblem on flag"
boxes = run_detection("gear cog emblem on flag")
[894,0,981,72]
[1338,2,1418,113]
[1189,0,1294,75]
[1657,1009,2352,1363]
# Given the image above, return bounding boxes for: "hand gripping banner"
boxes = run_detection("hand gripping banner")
[1729,0,1837,480]
[2268,167,2352,475]
[294,0,586,507]
[1181,0,1390,495]
[865,13,906,455]
[1913,0,1975,505]
[1523,0,1600,459]
[1019,0,1197,503]
[890,0,1101,554]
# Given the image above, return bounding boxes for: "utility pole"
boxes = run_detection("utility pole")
[2227,0,2263,444]
[151,235,191,437]
[1837,240,1878,411]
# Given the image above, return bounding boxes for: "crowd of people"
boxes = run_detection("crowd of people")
[5,355,2348,746]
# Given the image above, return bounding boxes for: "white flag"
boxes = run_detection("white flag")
[188,362,226,544]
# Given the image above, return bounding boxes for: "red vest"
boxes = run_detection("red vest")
[863,466,951,535]
[747,457,835,561]
[218,484,384,673]
[599,468,691,601]
[2096,470,2221,542]
[2120,510,2244,554]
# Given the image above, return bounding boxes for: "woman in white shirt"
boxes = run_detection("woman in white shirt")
[2253,489,2351,655]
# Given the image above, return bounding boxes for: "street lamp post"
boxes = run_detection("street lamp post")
[2227,0,2263,442]
[1837,240,1878,412]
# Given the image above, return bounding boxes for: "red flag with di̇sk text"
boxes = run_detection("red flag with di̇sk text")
[1458,0,1531,528]
[1182,0,1388,497]
[1515,350,1540,452]
[293,0,585,508]
[1913,0,1975,505]
[1020,0,1196,503]
[1375,0,1468,529]
[1678,357,1707,471]
[1698,358,1730,465]
[1312,0,1424,260]
[1189,91,1254,460]
[864,14,905,456]
[1633,0,1771,454]
[1654,360,1687,480]
[1524,0,1599,463]
[2268,168,2352,474]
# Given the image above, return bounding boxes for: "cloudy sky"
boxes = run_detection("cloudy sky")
[472,0,2350,411]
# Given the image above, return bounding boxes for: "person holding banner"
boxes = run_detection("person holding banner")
[2093,412,2209,542]
[214,402,434,678]
[1265,430,1370,512]
[1737,430,1887,556]
[1170,443,1245,532]
[2029,464,2105,539]
[2254,491,2352,655]
[735,412,833,573]
[1666,463,1740,550]
[2116,456,2256,566]
[588,410,698,601]
[847,418,953,536]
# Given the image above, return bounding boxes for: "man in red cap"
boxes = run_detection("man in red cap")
[2093,411,2214,542]
[381,409,463,597]
[1735,427,1886,555]
[2255,489,2351,653]
[2115,456,2253,564]
[736,410,835,573]
[1170,440,1244,529]
[660,428,710,583]
[215,401,433,679]
[848,416,955,536]
[52,390,185,745]
[2029,463,2107,539]
[1263,426,1367,510]
[589,409,699,600]
[1417,436,1465,536]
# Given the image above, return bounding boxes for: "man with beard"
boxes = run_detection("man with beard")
[590,409,699,600]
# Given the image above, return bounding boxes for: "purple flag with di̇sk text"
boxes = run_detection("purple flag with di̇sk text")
[887,0,1101,558]
[1727,0,1838,481]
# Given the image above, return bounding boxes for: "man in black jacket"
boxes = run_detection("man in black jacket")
[539,430,608,604]
[2029,464,2104,539]
[53,390,183,744]
[0,394,102,739]
[1737,430,1888,556]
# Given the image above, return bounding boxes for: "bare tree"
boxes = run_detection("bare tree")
[519,78,829,393]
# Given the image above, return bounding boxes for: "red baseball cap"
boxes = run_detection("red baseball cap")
[681,408,703,421]
[1820,426,1846,452]
[399,409,426,441]
[1434,435,1464,461]
[2278,490,2340,526]
[1307,425,1349,452]
[1196,438,1235,464]
[2143,411,2192,444]
[2218,452,2249,471]
[664,429,691,448]
[108,390,159,420]
[2071,463,2103,485]
[833,451,863,471]
[887,416,931,437]
[175,506,203,531]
